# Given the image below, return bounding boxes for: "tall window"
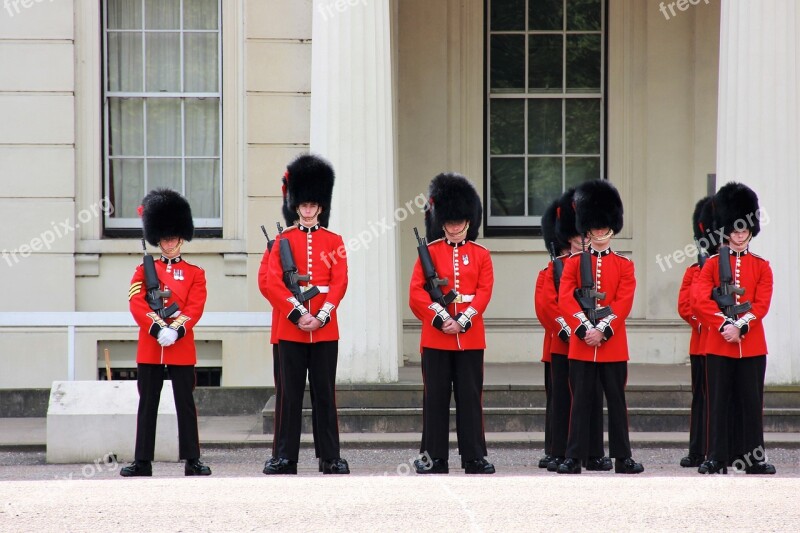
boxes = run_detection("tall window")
[486,0,605,229]
[103,0,222,232]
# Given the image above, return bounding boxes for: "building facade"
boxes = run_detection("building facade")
[1,0,798,387]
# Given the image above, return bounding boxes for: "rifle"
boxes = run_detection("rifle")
[549,242,564,293]
[711,245,751,319]
[261,225,276,253]
[414,227,458,307]
[572,244,613,325]
[276,223,319,303]
[141,239,179,320]
[696,239,708,269]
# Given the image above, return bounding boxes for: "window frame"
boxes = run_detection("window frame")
[484,0,608,236]
[101,0,223,235]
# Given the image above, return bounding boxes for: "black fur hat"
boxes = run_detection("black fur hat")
[140,188,194,246]
[574,179,623,235]
[424,172,482,242]
[555,188,579,244]
[282,153,335,228]
[692,196,712,242]
[542,198,569,254]
[713,181,760,238]
[698,197,719,254]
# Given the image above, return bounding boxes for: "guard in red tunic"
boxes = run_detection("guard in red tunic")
[557,180,644,474]
[121,189,211,477]
[692,182,775,475]
[262,154,350,475]
[538,190,609,473]
[409,173,495,474]
[677,196,713,468]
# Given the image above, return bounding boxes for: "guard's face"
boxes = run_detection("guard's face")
[588,227,613,242]
[159,236,182,258]
[297,202,321,224]
[444,220,468,235]
[729,228,751,249]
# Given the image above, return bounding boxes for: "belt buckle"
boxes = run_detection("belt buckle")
[454,294,463,303]
[300,285,313,293]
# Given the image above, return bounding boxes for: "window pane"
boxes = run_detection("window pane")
[490,158,525,216]
[565,158,601,188]
[107,0,142,30]
[490,99,524,155]
[529,0,563,30]
[184,33,219,92]
[527,157,562,216]
[185,98,220,156]
[184,0,219,30]
[186,160,221,218]
[145,33,181,92]
[566,34,601,92]
[145,0,180,30]
[490,35,525,92]
[567,0,602,31]
[110,159,144,218]
[491,0,524,31]
[146,99,181,156]
[107,32,143,92]
[109,98,144,156]
[528,34,562,93]
[565,99,600,154]
[528,99,562,155]
[147,159,182,191]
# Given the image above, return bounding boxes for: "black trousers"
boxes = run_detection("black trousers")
[272,344,320,458]
[275,340,340,462]
[543,361,552,456]
[135,363,200,461]
[420,348,487,461]
[688,354,707,457]
[566,360,632,460]
[550,354,605,458]
[705,354,766,463]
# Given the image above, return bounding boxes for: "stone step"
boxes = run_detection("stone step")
[262,405,800,434]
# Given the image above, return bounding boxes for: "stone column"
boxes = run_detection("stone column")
[310,0,400,382]
[716,0,800,383]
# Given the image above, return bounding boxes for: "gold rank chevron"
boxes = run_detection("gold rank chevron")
[128,282,143,301]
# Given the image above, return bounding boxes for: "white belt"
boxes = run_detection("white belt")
[454,294,474,303]
[302,285,329,294]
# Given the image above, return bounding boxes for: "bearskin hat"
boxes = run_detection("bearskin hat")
[140,188,194,246]
[542,198,569,254]
[713,181,760,238]
[554,188,579,244]
[424,172,482,242]
[282,153,335,228]
[574,179,623,235]
[698,197,719,255]
[692,196,712,242]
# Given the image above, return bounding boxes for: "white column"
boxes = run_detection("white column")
[310,0,399,383]
[716,0,800,384]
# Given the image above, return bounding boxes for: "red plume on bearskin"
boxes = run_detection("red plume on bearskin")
[141,188,194,246]
[692,196,712,242]
[282,153,335,228]
[542,198,569,254]
[713,181,761,238]
[555,188,579,244]
[424,172,483,242]
[574,179,623,235]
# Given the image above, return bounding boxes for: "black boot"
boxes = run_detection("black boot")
[614,457,644,474]
[546,456,565,472]
[185,458,211,476]
[698,459,727,474]
[745,462,776,475]
[414,458,448,474]
[586,456,613,471]
[538,454,553,469]
[464,458,495,474]
[119,460,152,477]
[321,458,350,474]
[680,454,705,468]
[263,458,297,475]
[557,458,581,474]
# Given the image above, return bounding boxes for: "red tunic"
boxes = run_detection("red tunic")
[534,268,552,363]
[257,247,280,345]
[128,256,207,365]
[691,249,772,358]
[678,263,703,355]
[409,239,494,351]
[264,224,348,343]
[537,257,571,357]
[558,248,635,363]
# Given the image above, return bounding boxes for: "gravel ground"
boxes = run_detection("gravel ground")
[1,447,799,532]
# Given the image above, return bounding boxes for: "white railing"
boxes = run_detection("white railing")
[0,312,271,381]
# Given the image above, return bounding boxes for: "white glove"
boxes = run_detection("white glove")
[157,328,179,347]
[169,309,181,319]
